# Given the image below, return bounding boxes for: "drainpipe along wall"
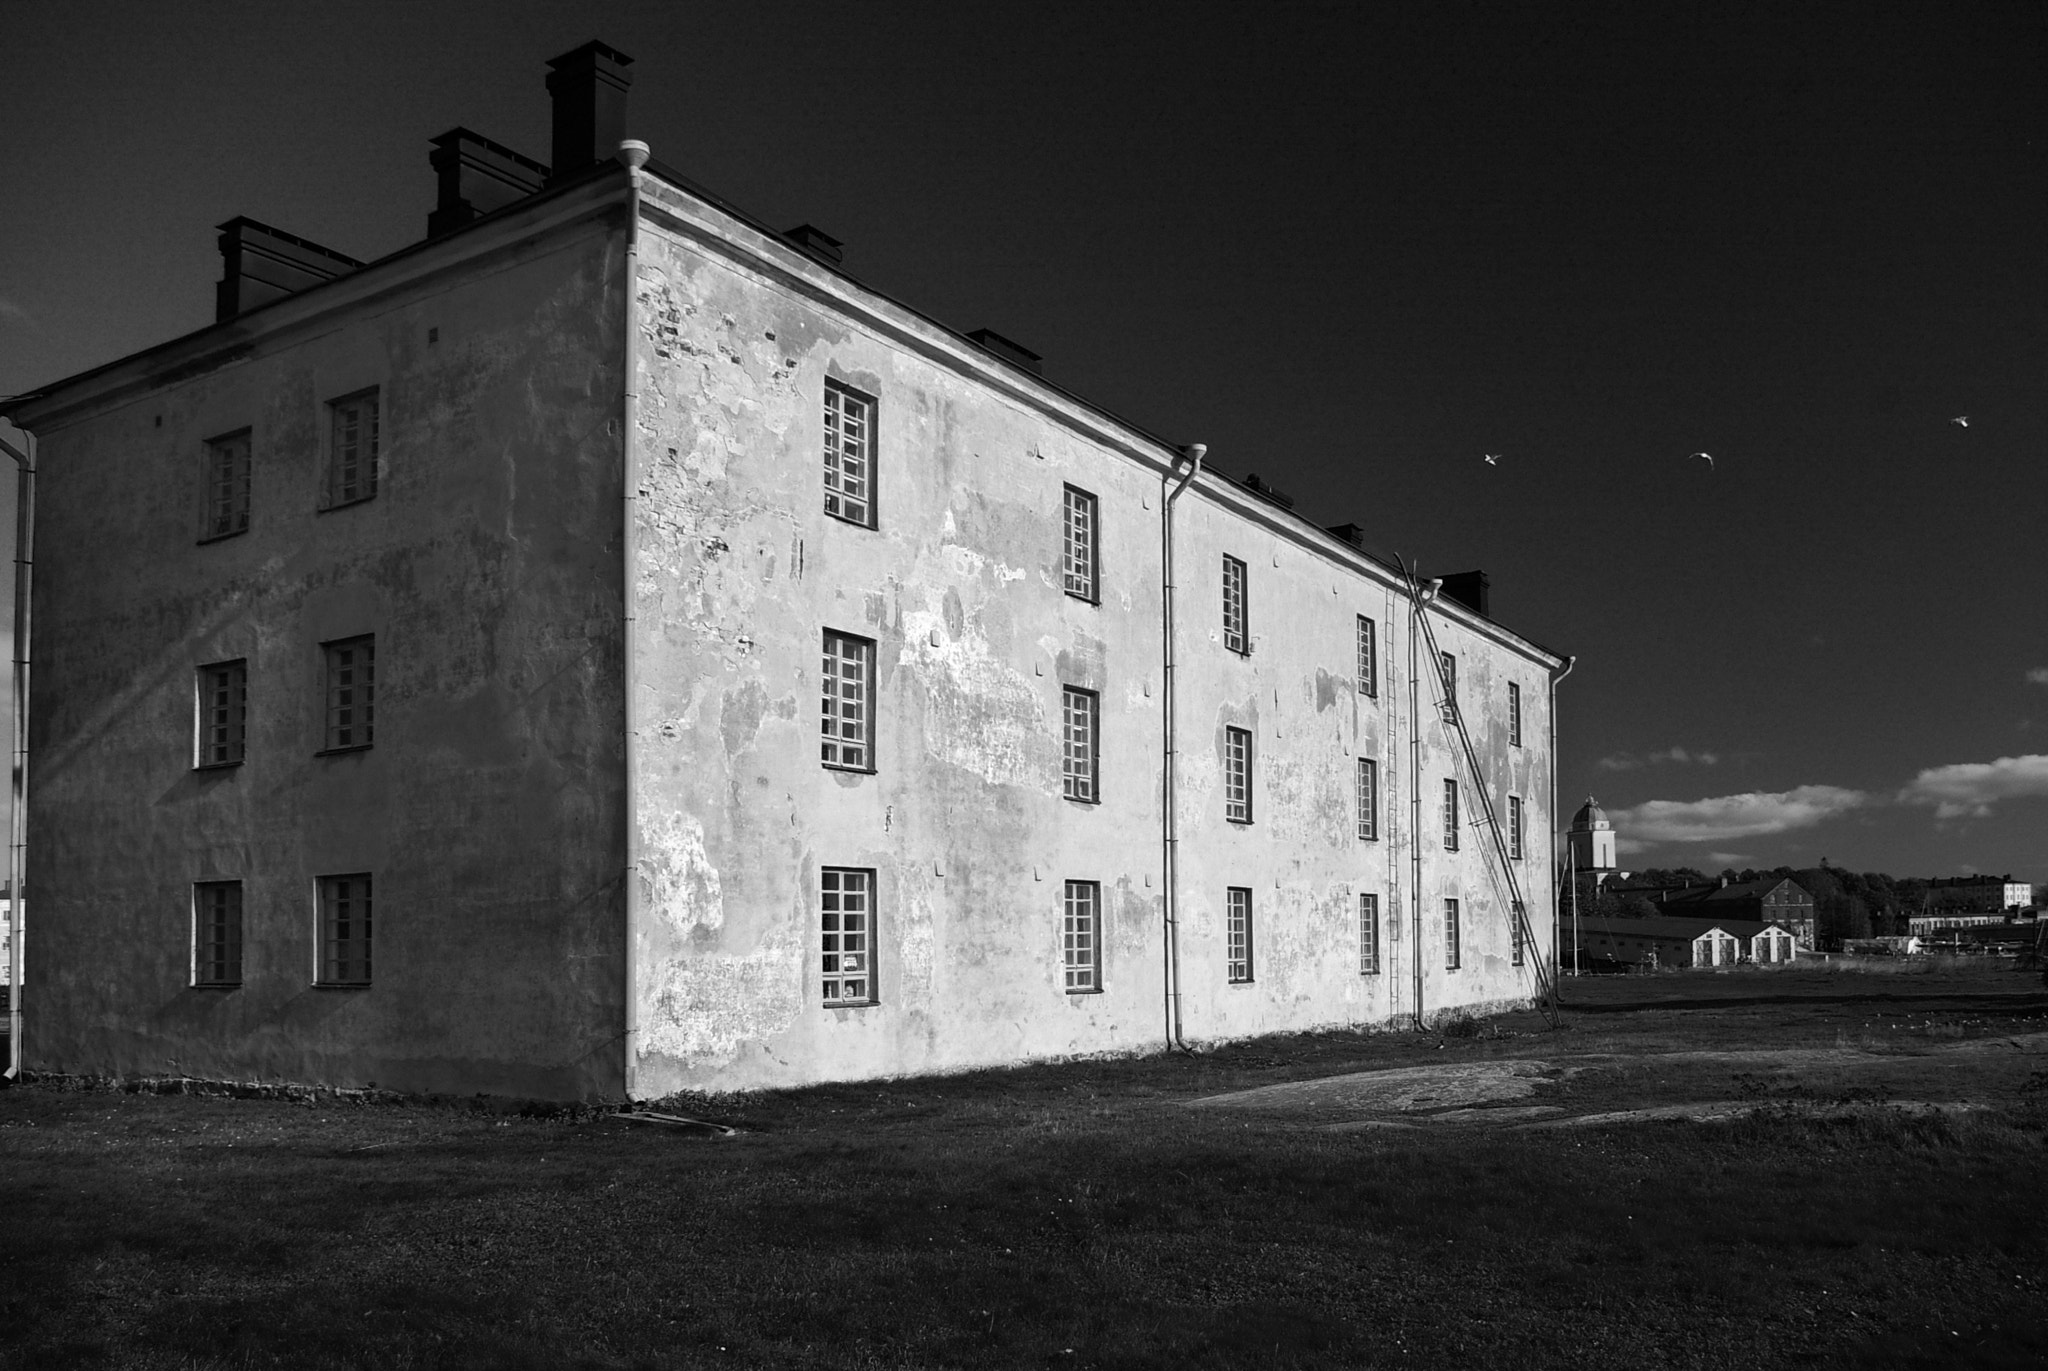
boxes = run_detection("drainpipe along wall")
[1159,442,1205,1050]
[1548,655,1575,982]
[617,140,650,1100]
[1407,573,1440,1029]
[0,429,32,1081]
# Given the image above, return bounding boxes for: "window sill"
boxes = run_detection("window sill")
[1226,817,1253,826]
[197,527,249,546]
[312,981,372,990]
[192,982,242,990]
[193,759,244,772]
[1065,985,1103,996]
[823,509,877,532]
[316,744,374,757]
[1227,977,1255,986]
[821,761,876,776]
[1063,793,1101,806]
[823,999,878,1010]
[1062,590,1101,607]
[317,494,378,514]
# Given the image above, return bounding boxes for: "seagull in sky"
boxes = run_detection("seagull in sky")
[1483,453,1500,465]
[1690,452,1714,468]
[1951,415,1969,428]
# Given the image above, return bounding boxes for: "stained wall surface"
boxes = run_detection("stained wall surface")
[627,180,1562,1095]
[17,206,630,1099]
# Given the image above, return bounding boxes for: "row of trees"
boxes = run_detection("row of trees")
[1564,864,2022,944]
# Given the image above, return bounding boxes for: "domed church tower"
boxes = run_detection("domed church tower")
[1568,796,1617,873]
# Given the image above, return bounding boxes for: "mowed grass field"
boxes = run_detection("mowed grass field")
[4,962,2047,1370]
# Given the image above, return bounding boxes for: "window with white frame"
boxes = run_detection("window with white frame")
[317,873,372,986]
[1444,897,1461,971]
[1507,794,1524,860]
[1359,892,1380,975]
[1225,726,1253,823]
[1511,899,1527,966]
[1063,880,1100,991]
[194,881,243,987]
[1062,686,1098,802]
[1508,681,1523,747]
[821,867,875,1005]
[322,637,374,751]
[204,429,251,540]
[1442,778,1459,850]
[1222,555,1248,654]
[1356,757,1378,841]
[1226,887,1253,982]
[820,630,876,771]
[822,380,875,527]
[197,660,247,767]
[324,390,378,508]
[1438,650,1457,722]
[1062,485,1098,601]
[1356,615,1377,696]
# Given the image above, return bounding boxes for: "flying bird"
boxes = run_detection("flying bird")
[1690,452,1714,468]
[1951,416,1969,428]
[1483,453,1500,465]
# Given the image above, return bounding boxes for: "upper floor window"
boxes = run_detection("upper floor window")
[1356,615,1377,696]
[1356,757,1378,841]
[196,660,247,768]
[1225,726,1253,823]
[203,430,252,540]
[1222,555,1248,654]
[1442,777,1460,851]
[1508,681,1523,746]
[324,390,379,509]
[1438,651,1458,722]
[821,630,876,771]
[1507,794,1525,861]
[823,380,876,528]
[193,880,243,987]
[821,867,875,1006]
[1062,485,1098,602]
[321,637,374,751]
[1062,686,1099,803]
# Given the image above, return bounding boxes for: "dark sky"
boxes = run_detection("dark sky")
[3,1,2044,882]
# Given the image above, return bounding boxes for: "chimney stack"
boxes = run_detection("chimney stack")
[546,41,635,185]
[214,218,363,322]
[427,128,549,238]
[1438,570,1491,617]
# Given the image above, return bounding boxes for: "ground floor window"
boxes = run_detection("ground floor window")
[822,867,875,1005]
[1063,880,1100,991]
[1359,893,1380,975]
[1226,887,1253,982]
[317,873,372,986]
[194,880,242,986]
[1444,897,1461,970]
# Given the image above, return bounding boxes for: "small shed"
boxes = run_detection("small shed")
[1575,915,1799,969]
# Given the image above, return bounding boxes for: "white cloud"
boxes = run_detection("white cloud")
[1706,852,1751,867]
[1609,786,1872,844]
[2027,667,2048,686]
[1896,754,2048,820]
[1597,746,1720,772]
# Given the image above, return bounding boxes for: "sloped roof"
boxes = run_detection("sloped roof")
[1579,915,1794,941]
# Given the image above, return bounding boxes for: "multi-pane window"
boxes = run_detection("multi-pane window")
[197,660,247,767]
[1222,555,1248,654]
[322,637,374,751]
[1224,726,1253,823]
[325,390,379,508]
[204,430,252,539]
[822,381,875,527]
[1508,681,1523,747]
[821,867,874,1005]
[318,873,373,986]
[1356,757,1378,841]
[1511,899,1527,967]
[1062,880,1100,992]
[1438,651,1458,721]
[194,881,243,987]
[1062,687,1098,802]
[1359,893,1380,975]
[820,630,876,770]
[1442,778,1460,850]
[1356,615,1377,696]
[1507,794,1525,860]
[1062,485,1098,601]
[1444,897,1461,971]
[1226,887,1253,982]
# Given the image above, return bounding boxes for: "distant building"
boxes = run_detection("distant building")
[1574,915,1798,969]
[1567,797,1617,874]
[1925,875,2032,917]
[1654,877,1816,948]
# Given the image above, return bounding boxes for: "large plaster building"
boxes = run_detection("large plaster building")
[2,43,1568,1101]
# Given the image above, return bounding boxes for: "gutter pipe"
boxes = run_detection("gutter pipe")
[1548,654,1575,984]
[617,140,650,1101]
[1406,570,1440,1030]
[1160,442,1205,1051]
[0,428,31,1082]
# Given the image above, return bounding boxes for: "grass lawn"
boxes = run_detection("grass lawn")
[4,962,2047,1369]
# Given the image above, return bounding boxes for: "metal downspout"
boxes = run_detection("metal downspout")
[0,429,32,1081]
[1407,573,1439,1030]
[1160,442,1205,1051]
[1548,655,1575,984]
[617,140,650,1101]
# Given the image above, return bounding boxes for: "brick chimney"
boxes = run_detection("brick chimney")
[545,41,635,184]
[427,128,549,237]
[214,218,363,322]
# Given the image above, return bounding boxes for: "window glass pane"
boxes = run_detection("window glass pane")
[206,431,251,538]
[1062,487,1097,600]
[1225,727,1251,822]
[324,637,375,749]
[1357,758,1377,840]
[328,393,379,506]
[1222,557,1248,654]
[823,384,874,526]
[822,867,873,1004]
[1062,688,1096,801]
[319,874,372,985]
[1444,897,1460,970]
[195,881,243,985]
[1063,881,1098,991]
[821,631,874,770]
[1359,893,1379,975]
[199,660,247,765]
[1356,616,1375,695]
[1227,887,1253,982]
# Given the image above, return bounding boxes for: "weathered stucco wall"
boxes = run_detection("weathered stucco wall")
[627,184,1559,1094]
[22,214,628,1098]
